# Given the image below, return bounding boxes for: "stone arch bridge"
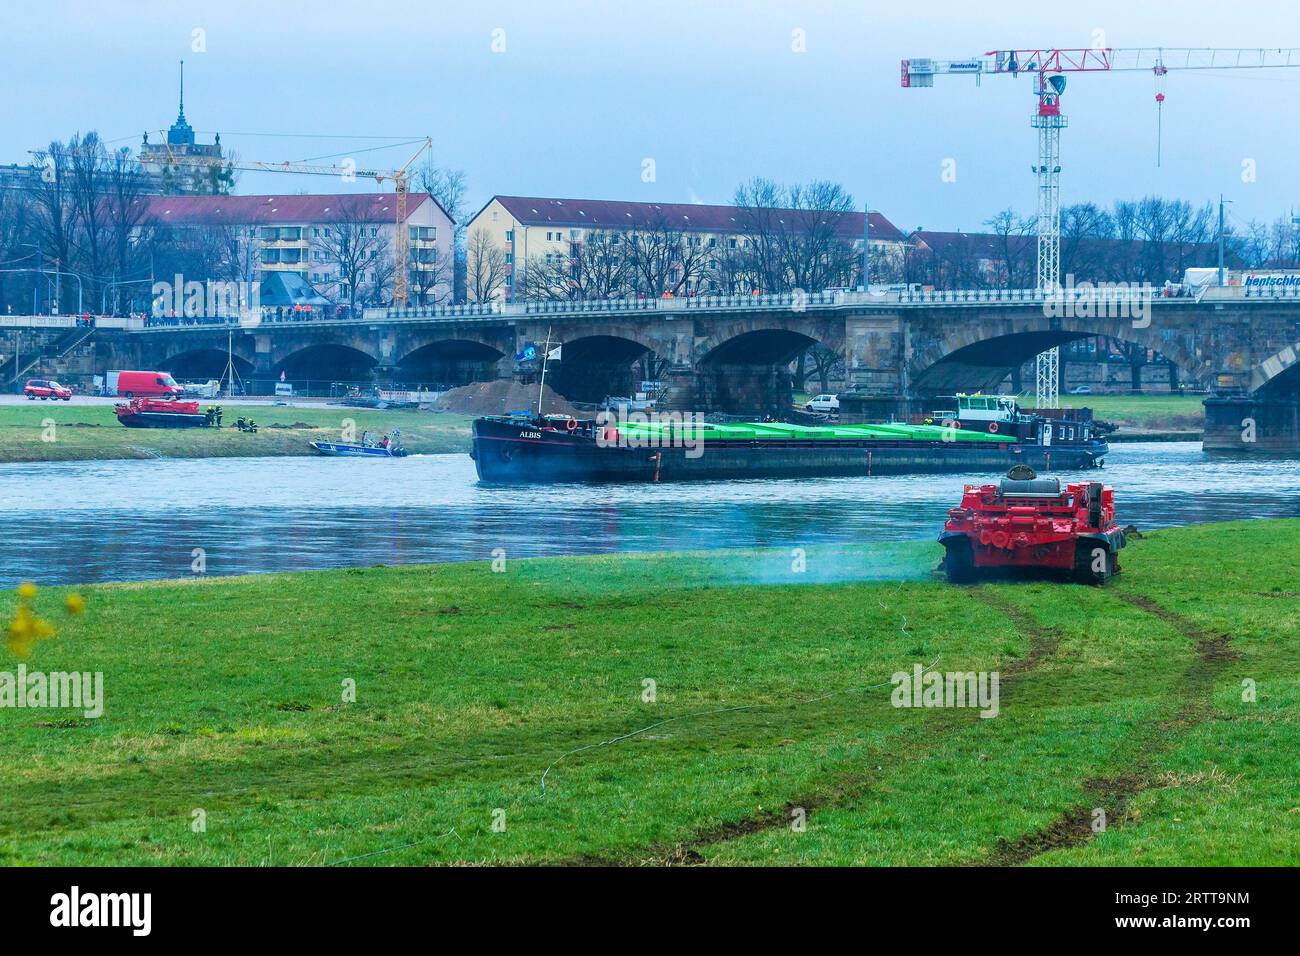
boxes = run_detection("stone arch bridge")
[102,289,1300,447]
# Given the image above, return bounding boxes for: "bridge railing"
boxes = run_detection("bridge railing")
[0,315,145,330]
[83,282,1300,334]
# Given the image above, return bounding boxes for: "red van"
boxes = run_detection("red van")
[107,370,184,399]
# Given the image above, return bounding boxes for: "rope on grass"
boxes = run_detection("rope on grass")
[328,826,458,867]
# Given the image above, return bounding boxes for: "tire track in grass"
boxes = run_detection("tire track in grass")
[565,588,1064,866]
[974,590,1238,866]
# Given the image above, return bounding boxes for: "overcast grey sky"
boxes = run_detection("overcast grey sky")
[5,0,1300,232]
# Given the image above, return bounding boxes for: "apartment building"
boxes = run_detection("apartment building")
[136,191,455,306]
[466,195,908,300]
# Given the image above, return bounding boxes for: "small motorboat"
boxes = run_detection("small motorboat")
[309,440,409,458]
[114,397,209,428]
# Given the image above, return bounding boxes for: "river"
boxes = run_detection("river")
[2,442,1297,587]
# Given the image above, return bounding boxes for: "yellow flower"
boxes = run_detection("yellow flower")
[6,607,56,661]
[7,611,32,640]
[65,593,86,615]
[16,582,37,600]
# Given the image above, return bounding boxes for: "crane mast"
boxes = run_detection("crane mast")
[902,46,1300,409]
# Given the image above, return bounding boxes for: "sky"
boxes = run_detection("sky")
[4,0,1300,234]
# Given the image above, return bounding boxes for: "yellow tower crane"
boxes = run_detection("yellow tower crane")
[152,136,432,308]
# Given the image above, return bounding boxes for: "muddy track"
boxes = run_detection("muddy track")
[560,588,1065,867]
[975,589,1238,866]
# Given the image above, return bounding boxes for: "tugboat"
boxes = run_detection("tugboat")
[922,393,1109,471]
[114,397,209,428]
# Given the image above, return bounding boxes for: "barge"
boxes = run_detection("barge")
[471,395,1108,484]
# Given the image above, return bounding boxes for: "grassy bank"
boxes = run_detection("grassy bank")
[1,519,1295,866]
[1037,393,1206,432]
[0,404,472,463]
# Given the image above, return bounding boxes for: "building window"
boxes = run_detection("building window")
[505,229,514,242]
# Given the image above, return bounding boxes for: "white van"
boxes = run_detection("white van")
[804,393,840,413]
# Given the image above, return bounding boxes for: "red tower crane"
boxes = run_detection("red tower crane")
[902,47,1300,406]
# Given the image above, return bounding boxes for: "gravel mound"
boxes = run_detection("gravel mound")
[432,379,579,417]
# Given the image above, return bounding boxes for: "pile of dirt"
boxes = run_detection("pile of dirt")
[432,380,579,418]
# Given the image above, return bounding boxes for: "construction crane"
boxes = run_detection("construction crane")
[153,136,432,308]
[902,47,1300,407]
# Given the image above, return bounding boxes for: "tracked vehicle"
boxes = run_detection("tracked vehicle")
[939,466,1126,585]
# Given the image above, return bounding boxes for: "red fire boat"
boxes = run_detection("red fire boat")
[114,397,208,429]
[939,466,1126,585]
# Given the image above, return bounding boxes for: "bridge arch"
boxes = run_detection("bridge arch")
[161,347,256,380]
[696,316,844,366]
[547,334,655,404]
[1248,343,1300,395]
[908,315,1203,395]
[396,339,505,387]
[273,342,379,383]
[693,319,844,415]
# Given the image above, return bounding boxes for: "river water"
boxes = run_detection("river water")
[2,442,1297,587]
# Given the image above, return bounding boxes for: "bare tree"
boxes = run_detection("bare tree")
[520,229,632,300]
[731,178,859,293]
[1060,202,1115,281]
[805,343,845,393]
[730,177,787,292]
[313,198,392,312]
[0,185,35,312]
[773,181,859,291]
[415,160,469,301]
[983,208,1035,287]
[27,139,79,313]
[623,214,712,297]
[466,227,509,302]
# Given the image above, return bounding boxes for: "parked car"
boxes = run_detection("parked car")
[106,370,184,399]
[1068,385,1093,395]
[804,393,840,413]
[23,379,72,401]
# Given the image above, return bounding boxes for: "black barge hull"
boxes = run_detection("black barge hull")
[471,418,1107,484]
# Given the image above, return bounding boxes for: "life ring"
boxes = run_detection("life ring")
[950,420,962,429]
[988,421,999,434]
[565,417,578,431]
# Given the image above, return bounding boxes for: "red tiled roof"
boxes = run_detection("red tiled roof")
[488,195,904,241]
[135,192,444,226]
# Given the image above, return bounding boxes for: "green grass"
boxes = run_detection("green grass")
[0,404,472,462]
[1031,393,1206,431]
[1,520,1295,866]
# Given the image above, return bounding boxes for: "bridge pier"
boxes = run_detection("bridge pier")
[688,364,793,416]
[1204,394,1300,453]
[846,314,907,395]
